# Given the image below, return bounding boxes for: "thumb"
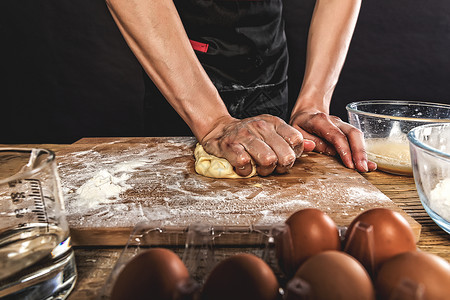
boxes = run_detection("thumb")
[303,139,316,152]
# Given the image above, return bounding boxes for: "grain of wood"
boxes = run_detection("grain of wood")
[54,138,420,245]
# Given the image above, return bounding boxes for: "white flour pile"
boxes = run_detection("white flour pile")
[429,178,450,221]
[75,169,131,208]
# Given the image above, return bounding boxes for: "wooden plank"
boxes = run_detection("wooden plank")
[73,137,163,144]
[67,162,447,300]
[55,137,420,246]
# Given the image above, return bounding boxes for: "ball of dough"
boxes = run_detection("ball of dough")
[194,144,257,179]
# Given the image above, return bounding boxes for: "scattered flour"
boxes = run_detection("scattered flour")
[429,178,450,221]
[58,145,162,226]
[56,139,393,229]
[345,187,389,204]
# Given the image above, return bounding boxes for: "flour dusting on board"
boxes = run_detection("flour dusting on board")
[58,140,195,227]
[56,138,394,228]
[76,169,131,208]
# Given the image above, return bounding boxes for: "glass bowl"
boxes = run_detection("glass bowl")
[346,100,450,176]
[408,123,450,234]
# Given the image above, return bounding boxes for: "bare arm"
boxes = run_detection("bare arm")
[290,0,376,172]
[106,0,312,176]
[106,0,228,140]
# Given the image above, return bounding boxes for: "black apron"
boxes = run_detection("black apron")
[143,0,289,136]
[173,0,289,119]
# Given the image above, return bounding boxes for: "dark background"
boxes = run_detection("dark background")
[1,0,449,143]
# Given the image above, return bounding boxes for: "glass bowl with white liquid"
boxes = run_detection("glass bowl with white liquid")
[346,100,450,176]
[408,123,450,234]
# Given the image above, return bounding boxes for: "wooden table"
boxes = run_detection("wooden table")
[69,155,450,300]
[2,142,449,299]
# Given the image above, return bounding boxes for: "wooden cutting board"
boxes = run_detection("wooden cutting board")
[55,137,421,246]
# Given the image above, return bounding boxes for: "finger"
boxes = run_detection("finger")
[247,119,298,174]
[336,121,378,173]
[293,124,337,156]
[303,140,316,153]
[301,114,355,169]
[335,122,369,172]
[367,161,377,171]
[244,139,278,176]
[224,143,255,177]
[262,132,297,174]
[275,122,305,158]
[234,163,255,177]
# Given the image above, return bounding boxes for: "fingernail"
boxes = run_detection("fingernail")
[363,160,369,172]
[293,145,303,158]
[361,160,369,172]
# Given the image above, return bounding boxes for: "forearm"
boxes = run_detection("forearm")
[287,0,375,172]
[292,0,362,114]
[105,0,231,140]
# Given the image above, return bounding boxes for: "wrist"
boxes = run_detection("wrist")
[182,89,233,141]
[291,98,329,119]
[294,84,333,114]
[163,77,232,141]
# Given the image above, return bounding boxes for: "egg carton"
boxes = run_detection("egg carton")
[99,221,347,299]
[98,207,447,300]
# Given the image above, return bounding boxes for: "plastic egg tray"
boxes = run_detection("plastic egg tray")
[99,221,347,299]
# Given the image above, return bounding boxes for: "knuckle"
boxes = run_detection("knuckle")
[328,131,347,144]
[261,114,284,125]
[237,128,253,139]
[349,127,364,137]
[330,115,342,122]
[289,131,304,145]
[235,154,251,167]
[312,112,329,121]
[258,153,278,167]
[251,119,269,131]
[220,139,237,153]
[270,114,284,123]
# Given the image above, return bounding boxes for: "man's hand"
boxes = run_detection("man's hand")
[201,115,316,177]
[290,109,376,173]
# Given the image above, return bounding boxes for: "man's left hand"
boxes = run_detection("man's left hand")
[290,109,377,173]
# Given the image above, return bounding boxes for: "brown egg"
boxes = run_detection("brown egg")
[277,208,341,276]
[201,253,280,300]
[344,208,416,274]
[376,251,450,300]
[294,250,375,300]
[111,248,190,300]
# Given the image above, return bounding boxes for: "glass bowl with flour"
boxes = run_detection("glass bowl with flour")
[408,123,450,234]
[347,100,450,176]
